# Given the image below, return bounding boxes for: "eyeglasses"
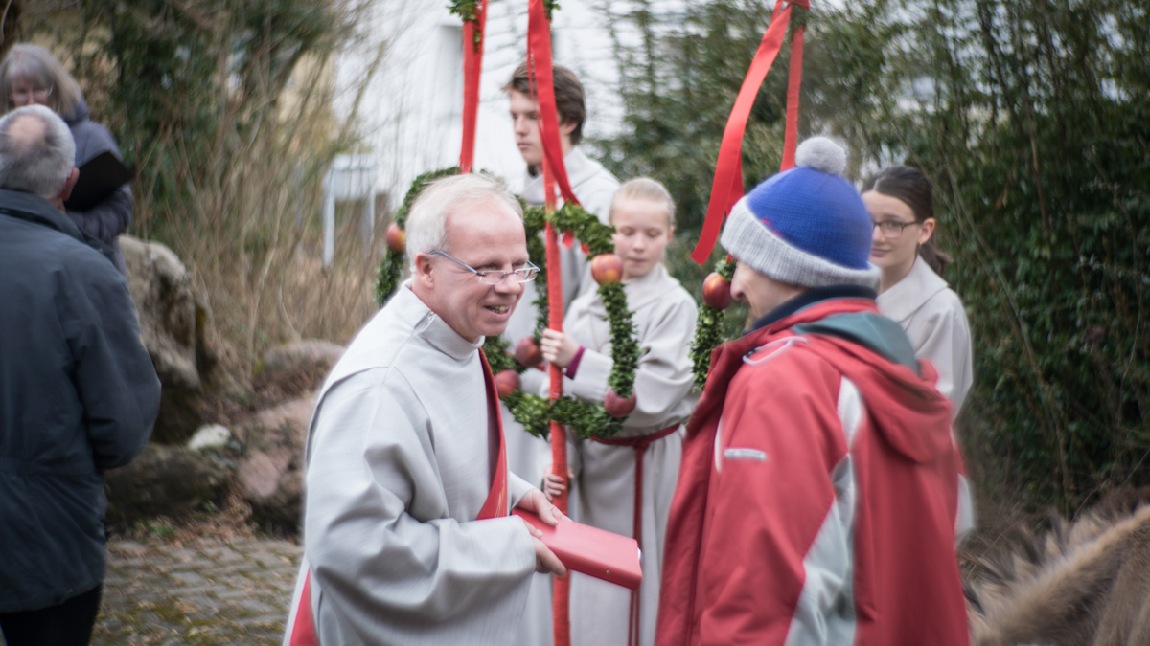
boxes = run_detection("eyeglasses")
[11,85,53,104]
[872,220,921,238]
[428,249,539,285]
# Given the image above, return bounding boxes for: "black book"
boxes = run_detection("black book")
[64,151,134,212]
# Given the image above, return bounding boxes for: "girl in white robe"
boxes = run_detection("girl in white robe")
[540,178,699,646]
[863,166,974,415]
[507,143,621,646]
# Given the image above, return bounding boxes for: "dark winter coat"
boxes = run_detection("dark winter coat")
[0,188,160,612]
[64,99,133,275]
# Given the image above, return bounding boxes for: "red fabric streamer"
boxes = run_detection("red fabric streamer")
[545,218,571,646]
[781,18,806,170]
[540,139,558,210]
[287,572,319,646]
[526,0,581,207]
[690,0,802,264]
[543,223,567,509]
[526,2,576,643]
[459,0,489,173]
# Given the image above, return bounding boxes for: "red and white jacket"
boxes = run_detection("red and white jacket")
[656,298,971,645]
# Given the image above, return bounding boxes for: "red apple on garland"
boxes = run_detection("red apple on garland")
[493,369,521,397]
[701,272,733,310]
[385,223,406,254]
[515,336,544,369]
[590,254,624,285]
[604,389,637,418]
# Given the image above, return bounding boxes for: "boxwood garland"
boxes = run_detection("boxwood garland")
[375,166,462,304]
[449,0,560,23]
[374,170,639,440]
[689,256,737,389]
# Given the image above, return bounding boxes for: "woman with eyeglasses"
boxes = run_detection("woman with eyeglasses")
[863,166,974,415]
[0,43,132,275]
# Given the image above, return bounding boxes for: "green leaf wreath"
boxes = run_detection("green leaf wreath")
[449,0,562,30]
[689,256,737,389]
[447,0,480,23]
[375,172,639,440]
[375,166,461,303]
[447,0,483,49]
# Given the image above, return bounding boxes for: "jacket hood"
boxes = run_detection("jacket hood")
[831,335,953,463]
[63,98,91,126]
[757,301,955,464]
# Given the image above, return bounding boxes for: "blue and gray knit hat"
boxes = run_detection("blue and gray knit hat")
[720,137,879,289]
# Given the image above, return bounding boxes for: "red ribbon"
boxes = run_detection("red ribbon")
[478,348,511,519]
[591,424,679,646]
[459,0,489,173]
[544,218,571,646]
[526,0,580,207]
[287,572,319,646]
[690,0,806,264]
[781,14,806,170]
[544,220,568,515]
[527,2,575,643]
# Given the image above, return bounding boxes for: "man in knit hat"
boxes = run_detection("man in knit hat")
[654,138,972,645]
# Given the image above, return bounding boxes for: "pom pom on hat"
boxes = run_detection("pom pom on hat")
[720,136,879,289]
[794,136,847,175]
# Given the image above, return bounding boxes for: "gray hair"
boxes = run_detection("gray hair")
[0,43,85,122]
[404,173,522,272]
[611,176,677,228]
[0,104,77,200]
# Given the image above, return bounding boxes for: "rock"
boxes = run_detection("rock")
[188,424,232,453]
[233,394,315,532]
[121,236,199,391]
[105,443,232,524]
[112,242,341,533]
[121,235,240,444]
[261,340,345,377]
[254,340,344,403]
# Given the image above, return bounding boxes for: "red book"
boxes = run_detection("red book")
[513,509,642,590]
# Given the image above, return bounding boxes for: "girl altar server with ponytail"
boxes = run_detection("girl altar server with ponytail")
[863,166,974,415]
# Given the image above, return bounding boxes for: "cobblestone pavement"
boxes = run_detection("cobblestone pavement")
[92,536,302,645]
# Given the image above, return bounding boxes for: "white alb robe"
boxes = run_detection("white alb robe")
[507,146,620,646]
[502,146,622,494]
[292,285,538,645]
[877,255,974,415]
[554,264,699,646]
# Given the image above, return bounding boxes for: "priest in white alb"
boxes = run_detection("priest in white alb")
[284,173,566,645]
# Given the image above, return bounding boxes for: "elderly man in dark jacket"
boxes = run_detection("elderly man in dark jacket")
[0,104,160,645]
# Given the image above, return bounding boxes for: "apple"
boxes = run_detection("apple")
[604,389,637,418]
[515,336,544,368]
[590,254,624,285]
[385,223,405,254]
[701,272,733,310]
[493,369,520,397]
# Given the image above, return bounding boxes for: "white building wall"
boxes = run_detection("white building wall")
[335,0,628,210]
